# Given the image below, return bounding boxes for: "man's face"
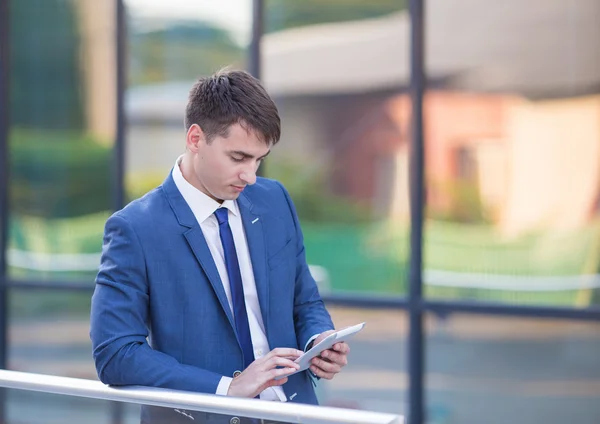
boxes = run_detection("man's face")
[188,123,271,202]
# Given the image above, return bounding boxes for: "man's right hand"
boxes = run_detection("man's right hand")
[227,348,303,398]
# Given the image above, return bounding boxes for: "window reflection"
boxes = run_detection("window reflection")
[426,313,600,424]
[8,0,116,283]
[262,2,410,296]
[320,306,407,414]
[123,0,252,202]
[9,290,95,378]
[422,0,600,307]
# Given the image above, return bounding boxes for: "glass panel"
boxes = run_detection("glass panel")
[123,0,252,201]
[426,313,600,424]
[263,1,410,296]
[7,305,405,420]
[8,290,95,379]
[8,0,117,284]
[320,306,407,415]
[5,390,134,424]
[423,0,600,306]
[5,389,296,424]
[3,387,388,424]
[7,300,405,419]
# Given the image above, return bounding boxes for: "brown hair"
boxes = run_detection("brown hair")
[185,69,280,145]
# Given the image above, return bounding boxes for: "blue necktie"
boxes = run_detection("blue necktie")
[214,207,255,369]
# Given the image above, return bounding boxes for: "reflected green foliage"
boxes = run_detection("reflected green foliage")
[10,291,91,321]
[265,0,406,32]
[424,220,595,276]
[10,0,83,129]
[304,223,408,294]
[129,22,244,86]
[10,130,112,218]
[10,212,108,255]
[423,219,600,305]
[9,201,600,305]
[8,212,105,282]
[429,179,491,224]
[125,171,165,204]
[305,217,600,304]
[265,159,371,224]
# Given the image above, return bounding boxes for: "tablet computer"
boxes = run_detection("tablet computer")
[276,322,366,380]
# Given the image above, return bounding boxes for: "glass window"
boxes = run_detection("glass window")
[321,306,407,414]
[423,0,600,307]
[5,307,407,421]
[8,0,117,284]
[263,0,410,297]
[426,313,600,424]
[6,390,126,424]
[123,0,253,201]
[8,290,95,379]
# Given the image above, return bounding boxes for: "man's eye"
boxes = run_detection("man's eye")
[231,156,244,162]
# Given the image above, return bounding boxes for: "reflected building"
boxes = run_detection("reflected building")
[262,0,600,236]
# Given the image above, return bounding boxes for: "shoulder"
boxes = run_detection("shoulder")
[109,186,167,227]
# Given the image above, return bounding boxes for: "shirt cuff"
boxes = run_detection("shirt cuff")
[305,334,321,352]
[216,377,233,396]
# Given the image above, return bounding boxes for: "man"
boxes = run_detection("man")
[90,69,350,423]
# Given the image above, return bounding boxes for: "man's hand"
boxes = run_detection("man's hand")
[227,348,303,398]
[309,330,350,380]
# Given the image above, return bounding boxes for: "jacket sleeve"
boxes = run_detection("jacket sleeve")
[90,213,222,393]
[275,182,335,349]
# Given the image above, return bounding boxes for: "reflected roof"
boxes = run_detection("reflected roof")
[262,0,600,98]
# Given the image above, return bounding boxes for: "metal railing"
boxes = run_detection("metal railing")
[0,369,404,424]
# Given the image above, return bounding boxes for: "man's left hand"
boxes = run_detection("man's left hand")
[309,330,350,380]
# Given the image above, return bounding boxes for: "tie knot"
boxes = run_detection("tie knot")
[214,207,229,225]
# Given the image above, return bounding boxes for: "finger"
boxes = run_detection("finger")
[268,348,304,358]
[265,356,301,371]
[311,356,341,374]
[320,349,348,366]
[332,342,350,354]
[268,366,297,380]
[314,330,335,346]
[310,365,334,380]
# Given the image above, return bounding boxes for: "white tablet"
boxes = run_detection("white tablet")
[276,322,366,380]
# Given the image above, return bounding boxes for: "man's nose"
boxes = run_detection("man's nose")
[240,170,256,185]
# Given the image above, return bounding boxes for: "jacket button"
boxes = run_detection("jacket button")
[233,370,242,378]
[230,417,240,424]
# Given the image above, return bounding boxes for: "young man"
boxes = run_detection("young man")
[90,69,349,423]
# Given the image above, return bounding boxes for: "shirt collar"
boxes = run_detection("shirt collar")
[172,155,239,224]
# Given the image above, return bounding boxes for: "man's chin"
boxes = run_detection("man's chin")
[220,192,241,201]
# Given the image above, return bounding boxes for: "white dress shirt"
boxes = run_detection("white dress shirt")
[172,157,286,401]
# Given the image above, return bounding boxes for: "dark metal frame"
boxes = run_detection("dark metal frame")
[0,0,9,420]
[1,1,600,424]
[113,0,126,213]
[0,0,9,373]
[249,0,264,80]
[407,0,426,421]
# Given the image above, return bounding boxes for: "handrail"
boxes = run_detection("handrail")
[0,370,403,424]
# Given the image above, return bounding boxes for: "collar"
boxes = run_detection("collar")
[172,155,239,224]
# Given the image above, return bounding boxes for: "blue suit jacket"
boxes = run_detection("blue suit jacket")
[90,173,334,412]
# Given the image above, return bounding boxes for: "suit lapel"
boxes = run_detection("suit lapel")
[162,172,235,330]
[183,228,235,329]
[238,194,270,336]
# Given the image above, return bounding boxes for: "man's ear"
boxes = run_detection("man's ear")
[185,124,205,153]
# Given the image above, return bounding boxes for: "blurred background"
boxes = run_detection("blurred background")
[1,0,600,423]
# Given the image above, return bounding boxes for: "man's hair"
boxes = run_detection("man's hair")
[185,69,280,145]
